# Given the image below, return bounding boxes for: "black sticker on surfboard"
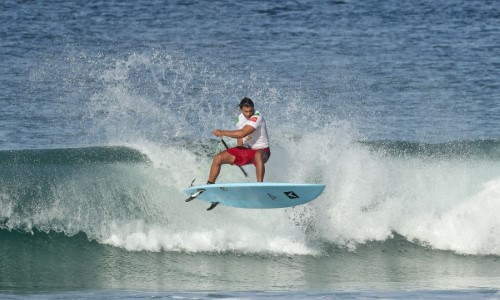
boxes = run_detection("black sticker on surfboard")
[267,193,277,200]
[284,191,299,199]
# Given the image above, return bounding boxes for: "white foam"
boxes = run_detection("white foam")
[102,212,318,255]
[298,131,500,255]
[404,177,500,255]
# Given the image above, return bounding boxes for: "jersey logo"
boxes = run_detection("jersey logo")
[250,116,258,122]
[284,191,299,199]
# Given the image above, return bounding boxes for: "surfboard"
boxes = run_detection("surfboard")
[184,182,325,210]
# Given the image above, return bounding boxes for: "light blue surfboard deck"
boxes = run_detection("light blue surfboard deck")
[184,182,325,209]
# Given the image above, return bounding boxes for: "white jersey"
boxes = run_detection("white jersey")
[236,111,269,149]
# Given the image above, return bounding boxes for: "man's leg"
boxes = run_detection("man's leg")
[208,151,236,183]
[254,150,270,182]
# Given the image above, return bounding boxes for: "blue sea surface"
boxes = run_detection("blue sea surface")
[1,0,499,299]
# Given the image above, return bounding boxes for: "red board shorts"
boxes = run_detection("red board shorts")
[226,146,271,166]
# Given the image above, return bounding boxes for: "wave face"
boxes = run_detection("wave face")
[1,139,499,256]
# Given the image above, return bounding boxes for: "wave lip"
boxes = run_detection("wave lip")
[0,146,150,165]
[363,139,500,160]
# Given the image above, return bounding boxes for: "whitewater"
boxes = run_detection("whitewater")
[2,135,499,257]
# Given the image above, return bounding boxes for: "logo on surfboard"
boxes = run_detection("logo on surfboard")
[284,191,299,199]
[267,193,277,200]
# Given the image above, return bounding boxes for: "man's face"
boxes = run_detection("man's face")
[241,106,254,120]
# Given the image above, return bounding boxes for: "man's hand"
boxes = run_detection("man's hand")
[213,129,223,137]
[213,125,254,139]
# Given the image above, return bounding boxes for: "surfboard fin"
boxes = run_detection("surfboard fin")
[186,189,204,202]
[207,202,219,211]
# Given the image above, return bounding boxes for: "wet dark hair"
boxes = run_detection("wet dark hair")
[238,97,254,109]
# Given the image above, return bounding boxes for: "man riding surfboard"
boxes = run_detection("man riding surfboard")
[208,97,271,183]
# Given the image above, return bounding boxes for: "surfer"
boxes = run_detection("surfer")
[208,97,271,183]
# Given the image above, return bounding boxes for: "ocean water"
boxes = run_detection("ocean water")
[1,0,500,299]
